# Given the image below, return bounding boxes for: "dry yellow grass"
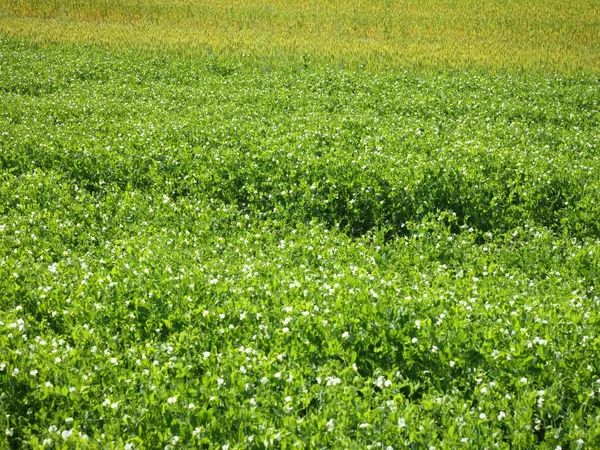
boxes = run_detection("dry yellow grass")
[1,0,599,72]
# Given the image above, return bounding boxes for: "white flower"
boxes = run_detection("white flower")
[217,377,225,386]
[111,402,119,409]
[61,429,72,440]
[285,396,292,403]
[415,320,421,329]
[42,438,52,446]
[342,331,349,339]
[498,411,506,420]
[520,377,528,384]
[203,351,210,359]
[5,429,13,437]
[411,337,418,343]
[167,396,177,404]
[30,369,38,376]
[316,417,330,432]
[479,413,487,420]
[222,445,229,450]
[188,403,195,409]
[398,417,406,428]
[274,372,282,379]
[249,398,256,406]
[449,360,455,367]
[124,444,133,450]
[45,381,53,388]
[110,358,118,366]
[65,418,73,423]
[359,423,370,428]
[326,376,341,386]
[282,327,289,333]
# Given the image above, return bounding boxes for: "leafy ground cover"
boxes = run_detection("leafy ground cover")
[1,40,600,448]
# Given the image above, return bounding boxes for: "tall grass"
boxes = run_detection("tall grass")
[1,0,599,72]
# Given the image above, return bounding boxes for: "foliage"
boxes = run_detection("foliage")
[1,40,600,448]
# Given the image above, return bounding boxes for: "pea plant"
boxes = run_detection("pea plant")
[1,40,599,449]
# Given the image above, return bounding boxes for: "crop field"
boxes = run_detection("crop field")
[1,1,600,450]
[1,0,600,72]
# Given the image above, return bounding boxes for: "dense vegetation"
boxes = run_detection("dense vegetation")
[1,39,600,448]
[1,0,599,72]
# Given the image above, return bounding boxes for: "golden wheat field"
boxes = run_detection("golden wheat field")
[1,0,599,72]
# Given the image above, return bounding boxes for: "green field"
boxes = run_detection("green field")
[1,1,600,449]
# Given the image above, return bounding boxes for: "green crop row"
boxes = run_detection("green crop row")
[2,40,599,239]
[1,40,600,448]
